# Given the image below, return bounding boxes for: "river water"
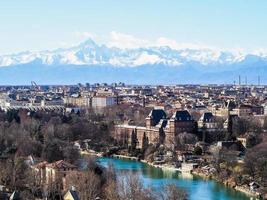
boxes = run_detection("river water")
[97,157,251,200]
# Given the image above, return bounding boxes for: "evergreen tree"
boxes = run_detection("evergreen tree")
[130,130,137,152]
[142,132,149,151]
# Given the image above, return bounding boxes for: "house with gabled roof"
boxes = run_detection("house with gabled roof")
[45,160,77,185]
[64,186,80,200]
[32,160,77,189]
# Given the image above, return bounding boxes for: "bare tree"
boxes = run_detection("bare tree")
[160,184,188,200]
[244,142,267,186]
[117,173,156,200]
[104,179,121,200]
[65,170,101,200]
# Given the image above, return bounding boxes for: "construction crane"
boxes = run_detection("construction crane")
[31,81,40,92]
[29,81,42,104]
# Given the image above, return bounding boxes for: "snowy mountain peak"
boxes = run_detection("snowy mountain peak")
[0,38,266,68]
[78,38,98,49]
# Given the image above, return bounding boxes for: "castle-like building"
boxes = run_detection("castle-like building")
[114,109,196,149]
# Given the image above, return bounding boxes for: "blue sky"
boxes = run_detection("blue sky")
[1,0,267,54]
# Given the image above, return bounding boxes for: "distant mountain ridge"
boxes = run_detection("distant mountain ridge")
[0,38,266,85]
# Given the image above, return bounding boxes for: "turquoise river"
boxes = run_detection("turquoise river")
[97,157,251,200]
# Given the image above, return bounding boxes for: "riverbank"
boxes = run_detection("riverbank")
[235,186,261,199]
[84,150,259,199]
[192,170,261,199]
[80,150,103,157]
[109,154,260,199]
[111,154,181,172]
[98,156,251,200]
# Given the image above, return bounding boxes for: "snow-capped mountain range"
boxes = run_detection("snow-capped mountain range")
[0,38,266,85]
[1,38,266,67]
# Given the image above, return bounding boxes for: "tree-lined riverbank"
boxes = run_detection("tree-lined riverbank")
[97,157,251,200]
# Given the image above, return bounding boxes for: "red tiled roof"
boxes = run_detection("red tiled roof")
[32,161,48,169]
[46,160,77,169]
[32,160,77,170]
